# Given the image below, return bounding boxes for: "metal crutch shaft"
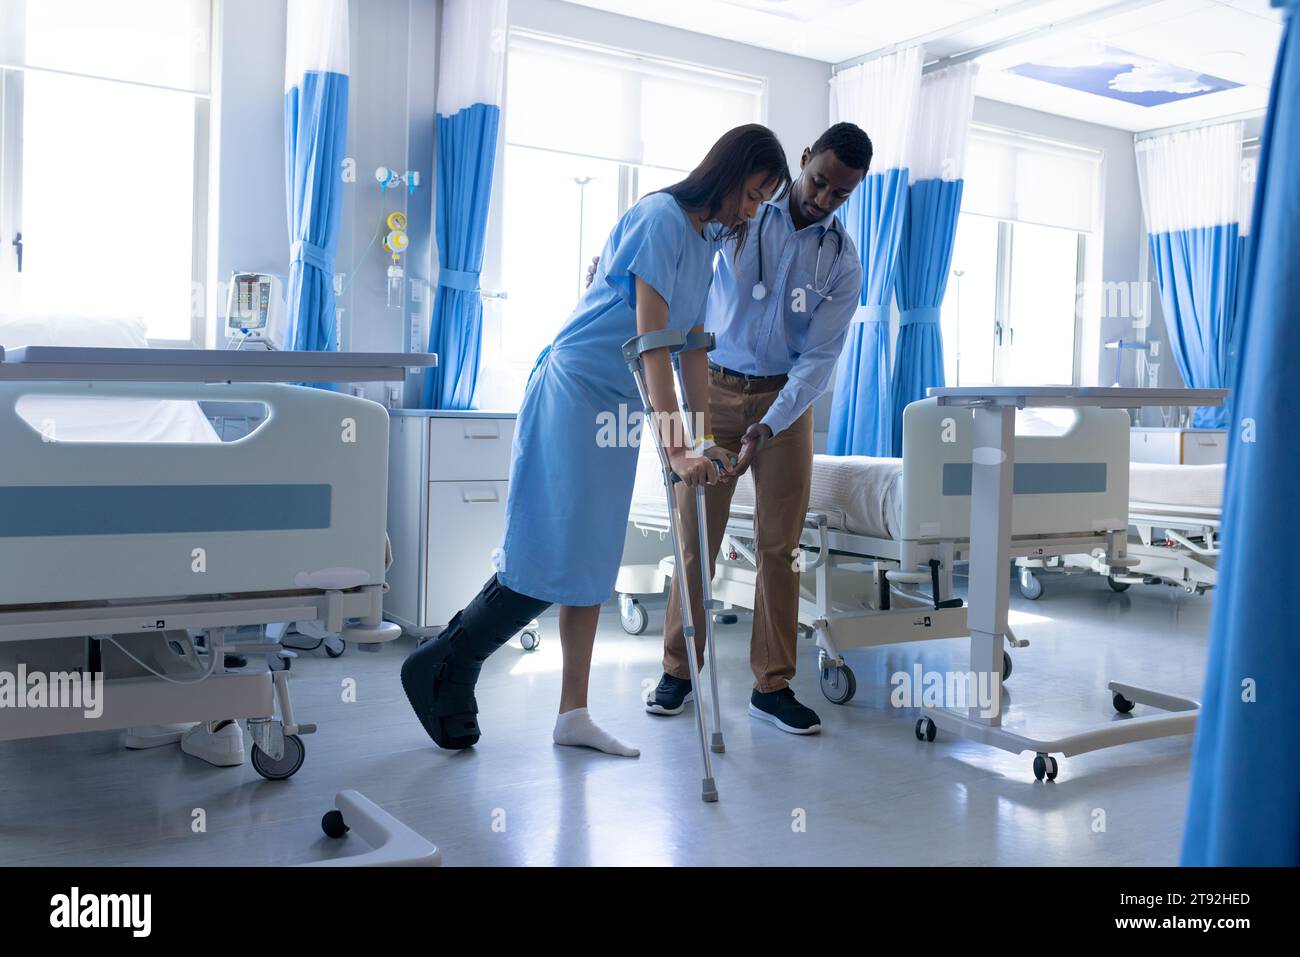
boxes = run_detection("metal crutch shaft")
[622,329,718,802]
[669,332,726,755]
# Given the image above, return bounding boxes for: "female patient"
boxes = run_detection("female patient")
[403,124,791,756]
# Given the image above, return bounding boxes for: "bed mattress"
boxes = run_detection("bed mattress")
[1129,462,1224,511]
[632,440,1224,540]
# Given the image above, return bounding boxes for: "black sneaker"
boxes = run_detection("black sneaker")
[645,673,694,715]
[749,688,822,735]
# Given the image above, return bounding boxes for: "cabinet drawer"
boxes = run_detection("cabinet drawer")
[1129,430,1179,464]
[426,417,515,481]
[1181,431,1227,465]
[422,481,508,628]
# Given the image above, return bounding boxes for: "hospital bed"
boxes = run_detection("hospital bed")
[616,396,1133,705]
[1016,461,1223,598]
[0,343,434,781]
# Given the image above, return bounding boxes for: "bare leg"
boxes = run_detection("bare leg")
[553,603,639,757]
[558,603,600,713]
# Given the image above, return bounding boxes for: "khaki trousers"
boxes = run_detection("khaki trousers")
[662,368,814,693]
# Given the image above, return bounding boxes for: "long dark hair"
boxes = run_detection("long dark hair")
[658,124,791,253]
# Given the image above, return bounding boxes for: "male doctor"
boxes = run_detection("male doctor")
[594,122,872,735]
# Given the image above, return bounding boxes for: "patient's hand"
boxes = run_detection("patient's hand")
[731,423,772,479]
[585,255,600,288]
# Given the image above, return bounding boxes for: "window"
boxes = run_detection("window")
[0,0,211,346]
[475,32,765,409]
[940,127,1100,387]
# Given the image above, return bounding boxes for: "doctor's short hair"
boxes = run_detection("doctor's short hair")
[810,122,873,173]
[658,123,791,253]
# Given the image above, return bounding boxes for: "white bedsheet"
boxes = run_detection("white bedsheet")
[16,396,220,444]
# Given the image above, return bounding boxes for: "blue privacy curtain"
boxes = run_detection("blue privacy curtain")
[284,0,349,359]
[422,0,507,410]
[889,63,977,456]
[828,170,909,456]
[1136,120,1248,429]
[1183,0,1300,867]
[826,47,922,457]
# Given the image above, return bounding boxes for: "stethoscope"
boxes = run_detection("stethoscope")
[751,203,845,301]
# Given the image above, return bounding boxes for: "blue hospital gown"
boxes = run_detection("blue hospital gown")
[495,193,716,605]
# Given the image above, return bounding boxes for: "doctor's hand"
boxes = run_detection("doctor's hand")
[668,448,717,487]
[731,423,773,479]
[703,444,739,485]
[585,255,601,289]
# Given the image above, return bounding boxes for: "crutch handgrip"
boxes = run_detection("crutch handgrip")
[622,329,688,367]
[668,456,731,484]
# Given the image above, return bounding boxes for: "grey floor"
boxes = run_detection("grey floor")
[0,571,1212,866]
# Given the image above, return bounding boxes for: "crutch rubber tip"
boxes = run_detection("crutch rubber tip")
[701,779,719,803]
[710,733,726,754]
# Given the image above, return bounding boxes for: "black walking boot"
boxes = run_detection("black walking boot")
[401,575,551,749]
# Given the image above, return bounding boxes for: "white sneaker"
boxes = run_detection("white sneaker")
[180,721,246,767]
[124,724,196,749]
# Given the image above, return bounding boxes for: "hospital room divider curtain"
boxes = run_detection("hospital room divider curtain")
[889,63,977,456]
[1183,0,1299,866]
[284,0,349,366]
[421,0,507,410]
[826,47,922,457]
[1136,121,1247,429]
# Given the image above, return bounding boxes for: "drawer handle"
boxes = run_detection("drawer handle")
[463,424,500,439]
[462,488,500,504]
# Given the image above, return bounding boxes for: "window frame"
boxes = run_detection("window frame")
[0,1,213,349]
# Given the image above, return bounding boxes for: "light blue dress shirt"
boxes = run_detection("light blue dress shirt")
[706,192,863,437]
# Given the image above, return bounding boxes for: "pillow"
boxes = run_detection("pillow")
[0,314,150,350]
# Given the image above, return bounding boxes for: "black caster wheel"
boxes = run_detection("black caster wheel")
[713,612,739,625]
[251,734,305,781]
[322,809,349,839]
[268,653,292,672]
[1107,575,1131,593]
[519,628,541,652]
[325,639,346,658]
[1003,650,1013,682]
[1018,570,1043,600]
[1032,753,1059,781]
[620,600,649,636]
[1113,691,1135,714]
[819,664,857,705]
[915,717,937,742]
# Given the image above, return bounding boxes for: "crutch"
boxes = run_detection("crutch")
[622,328,723,803]
[670,330,729,757]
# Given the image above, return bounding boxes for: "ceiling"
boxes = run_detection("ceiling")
[555,0,1285,132]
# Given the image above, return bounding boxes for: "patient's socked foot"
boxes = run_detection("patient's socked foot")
[553,708,640,757]
[401,575,551,750]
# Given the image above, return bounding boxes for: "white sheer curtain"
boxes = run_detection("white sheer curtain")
[438,0,506,114]
[906,62,978,182]
[830,46,922,172]
[285,0,349,90]
[1136,121,1245,233]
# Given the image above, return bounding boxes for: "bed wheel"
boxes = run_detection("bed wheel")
[915,717,936,742]
[1107,575,1130,593]
[1018,569,1043,601]
[1003,650,1013,682]
[325,638,347,658]
[322,809,349,839]
[620,600,649,636]
[1033,753,1058,782]
[251,734,305,781]
[819,664,857,705]
[519,627,541,652]
[1112,691,1135,714]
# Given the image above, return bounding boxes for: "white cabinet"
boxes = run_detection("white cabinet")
[385,411,516,635]
[1130,428,1227,465]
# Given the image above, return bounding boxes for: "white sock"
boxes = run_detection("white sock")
[553,708,640,757]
